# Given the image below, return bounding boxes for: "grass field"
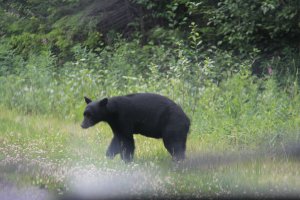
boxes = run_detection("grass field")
[1,105,300,199]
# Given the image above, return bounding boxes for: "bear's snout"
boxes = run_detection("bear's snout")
[81,122,89,129]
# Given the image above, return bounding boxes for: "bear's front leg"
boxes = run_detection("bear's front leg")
[106,136,121,159]
[119,135,135,163]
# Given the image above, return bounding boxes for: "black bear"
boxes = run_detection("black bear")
[81,93,190,162]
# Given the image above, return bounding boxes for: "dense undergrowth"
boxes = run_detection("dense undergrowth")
[0,37,299,148]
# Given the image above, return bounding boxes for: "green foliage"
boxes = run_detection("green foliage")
[209,0,300,51]
[132,0,300,78]
[194,71,300,146]
[0,39,25,75]
[0,0,299,78]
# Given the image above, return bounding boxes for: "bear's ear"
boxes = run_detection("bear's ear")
[84,96,92,104]
[99,98,108,107]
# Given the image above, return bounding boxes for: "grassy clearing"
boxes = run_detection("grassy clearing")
[1,106,300,198]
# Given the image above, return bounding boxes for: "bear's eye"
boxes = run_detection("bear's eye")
[84,112,90,117]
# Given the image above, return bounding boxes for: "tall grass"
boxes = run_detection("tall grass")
[0,40,299,148]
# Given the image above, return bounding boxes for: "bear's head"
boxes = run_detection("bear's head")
[81,96,109,129]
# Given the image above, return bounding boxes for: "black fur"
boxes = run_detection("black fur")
[81,93,190,162]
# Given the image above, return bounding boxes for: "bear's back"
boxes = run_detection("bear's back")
[124,93,179,114]
[110,93,188,137]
